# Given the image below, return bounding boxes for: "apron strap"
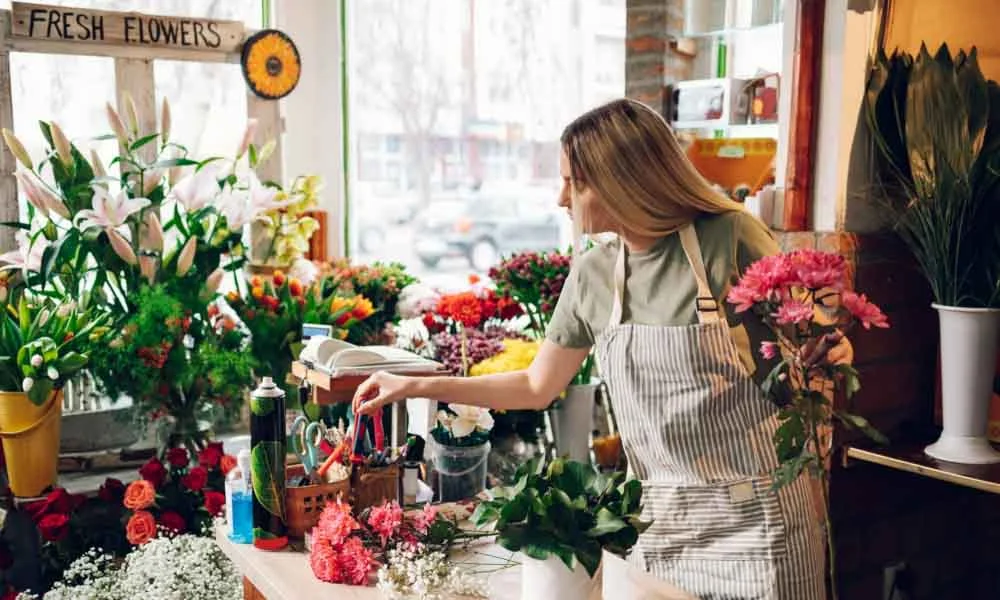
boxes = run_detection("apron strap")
[608,237,627,328]
[678,224,724,324]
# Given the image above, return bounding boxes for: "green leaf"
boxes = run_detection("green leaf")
[129,133,160,152]
[760,359,788,399]
[574,540,603,577]
[773,412,807,462]
[57,352,88,374]
[28,377,53,406]
[620,479,641,514]
[250,441,286,520]
[835,411,890,445]
[498,493,530,526]
[772,452,815,490]
[587,508,628,537]
[150,157,200,169]
[834,364,862,398]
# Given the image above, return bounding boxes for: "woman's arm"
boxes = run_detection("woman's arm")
[352,340,591,416]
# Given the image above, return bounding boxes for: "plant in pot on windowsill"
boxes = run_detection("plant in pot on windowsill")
[490,249,597,463]
[472,457,650,600]
[864,44,1000,464]
[0,296,109,497]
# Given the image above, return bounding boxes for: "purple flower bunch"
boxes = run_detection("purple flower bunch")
[432,327,525,375]
[489,250,571,336]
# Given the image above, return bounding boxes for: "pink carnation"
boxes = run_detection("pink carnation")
[789,249,847,291]
[773,300,814,325]
[314,498,359,546]
[842,291,889,329]
[338,536,379,585]
[367,501,404,546]
[411,503,439,535]
[310,538,344,583]
[728,254,796,312]
[759,341,779,360]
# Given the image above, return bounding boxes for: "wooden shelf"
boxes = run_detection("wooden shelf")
[843,441,1000,496]
[290,361,442,405]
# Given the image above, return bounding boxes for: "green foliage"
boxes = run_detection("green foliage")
[864,43,1000,307]
[471,457,650,577]
[319,259,417,344]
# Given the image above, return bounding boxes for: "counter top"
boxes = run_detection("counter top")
[215,524,522,600]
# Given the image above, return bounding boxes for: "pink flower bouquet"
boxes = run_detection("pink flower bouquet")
[727,248,889,598]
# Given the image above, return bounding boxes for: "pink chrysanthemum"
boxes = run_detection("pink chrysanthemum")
[315,498,359,546]
[789,248,848,291]
[338,536,379,585]
[310,538,344,583]
[367,501,404,547]
[411,503,439,535]
[774,300,814,325]
[841,291,889,329]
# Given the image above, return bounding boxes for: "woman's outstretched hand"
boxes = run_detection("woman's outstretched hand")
[352,371,412,416]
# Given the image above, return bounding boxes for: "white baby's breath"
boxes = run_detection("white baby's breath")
[376,546,489,600]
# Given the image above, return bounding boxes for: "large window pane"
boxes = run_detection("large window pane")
[154,61,248,158]
[347,0,626,288]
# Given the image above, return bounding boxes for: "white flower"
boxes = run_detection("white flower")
[22,377,33,392]
[397,283,441,320]
[46,366,59,380]
[288,258,319,287]
[168,166,220,212]
[444,404,494,438]
[0,230,47,273]
[56,301,75,318]
[75,186,150,231]
[30,354,42,368]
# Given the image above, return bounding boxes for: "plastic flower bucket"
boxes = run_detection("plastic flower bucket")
[429,437,490,502]
[0,390,62,497]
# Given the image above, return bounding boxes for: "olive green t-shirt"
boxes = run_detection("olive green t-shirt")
[545,210,780,379]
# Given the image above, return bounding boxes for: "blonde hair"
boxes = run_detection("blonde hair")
[561,98,742,242]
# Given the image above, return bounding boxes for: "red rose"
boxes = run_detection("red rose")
[139,459,168,488]
[23,488,79,523]
[158,510,187,534]
[181,467,208,492]
[198,442,224,469]
[204,490,226,517]
[2,590,19,600]
[0,540,12,570]
[166,447,189,469]
[37,513,69,542]
[98,478,126,503]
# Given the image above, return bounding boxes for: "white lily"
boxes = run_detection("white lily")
[215,185,254,230]
[0,230,47,273]
[246,171,287,214]
[443,404,494,438]
[169,166,220,212]
[76,186,149,231]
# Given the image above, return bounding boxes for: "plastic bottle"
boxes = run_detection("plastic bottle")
[249,376,288,550]
[225,449,253,544]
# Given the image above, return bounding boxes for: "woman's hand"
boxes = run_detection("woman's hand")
[352,371,413,416]
[799,331,853,369]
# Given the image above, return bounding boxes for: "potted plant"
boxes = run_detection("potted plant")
[0,296,109,497]
[472,457,650,600]
[429,403,494,502]
[490,249,595,462]
[864,44,1000,463]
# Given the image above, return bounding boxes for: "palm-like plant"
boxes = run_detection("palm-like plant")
[863,43,1000,307]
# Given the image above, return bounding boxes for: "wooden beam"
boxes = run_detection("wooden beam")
[114,58,157,163]
[0,13,17,253]
[783,0,826,231]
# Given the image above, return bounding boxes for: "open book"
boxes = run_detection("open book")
[299,336,444,377]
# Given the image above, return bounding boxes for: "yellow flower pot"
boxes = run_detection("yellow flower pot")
[0,390,62,497]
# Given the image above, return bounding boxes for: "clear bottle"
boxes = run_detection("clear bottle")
[225,448,253,544]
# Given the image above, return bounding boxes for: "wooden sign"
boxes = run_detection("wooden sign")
[10,2,245,53]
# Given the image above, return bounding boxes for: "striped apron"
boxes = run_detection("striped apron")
[596,224,826,599]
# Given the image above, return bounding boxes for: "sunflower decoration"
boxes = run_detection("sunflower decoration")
[242,29,301,100]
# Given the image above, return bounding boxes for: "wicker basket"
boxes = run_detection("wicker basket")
[285,464,351,538]
[351,462,402,511]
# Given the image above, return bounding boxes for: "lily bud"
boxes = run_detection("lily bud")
[31,177,69,219]
[176,236,197,276]
[15,172,48,216]
[236,119,259,159]
[206,267,225,293]
[106,103,129,145]
[49,123,73,169]
[107,229,137,265]
[2,129,33,170]
[89,149,107,178]
[168,165,187,187]
[139,255,157,283]
[123,92,140,136]
[141,169,163,197]
[160,98,171,145]
[256,139,277,166]
[140,211,164,252]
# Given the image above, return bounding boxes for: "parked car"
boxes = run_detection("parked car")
[413,190,565,271]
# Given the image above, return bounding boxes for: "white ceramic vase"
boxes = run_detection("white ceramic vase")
[520,556,597,600]
[925,304,1000,464]
[551,382,597,463]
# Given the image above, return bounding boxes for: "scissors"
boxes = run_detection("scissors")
[290,416,328,483]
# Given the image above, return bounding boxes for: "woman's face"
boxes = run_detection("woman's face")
[558,148,615,234]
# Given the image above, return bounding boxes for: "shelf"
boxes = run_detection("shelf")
[843,441,1000,496]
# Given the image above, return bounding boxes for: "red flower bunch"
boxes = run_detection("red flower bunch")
[310,499,449,586]
[22,488,85,544]
[490,249,571,336]
[123,442,235,545]
[426,280,522,333]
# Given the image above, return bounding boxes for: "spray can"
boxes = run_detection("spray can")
[249,376,288,550]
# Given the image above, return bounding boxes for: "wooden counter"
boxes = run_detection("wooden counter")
[215,524,522,599]
[843,441,1000,495]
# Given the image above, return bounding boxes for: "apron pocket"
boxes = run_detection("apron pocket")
[639,476,788,563]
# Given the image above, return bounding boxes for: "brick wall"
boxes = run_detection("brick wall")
[776,231,1000,599]
[625,0,692,109]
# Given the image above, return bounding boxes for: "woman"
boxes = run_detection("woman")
[354,98,838,599]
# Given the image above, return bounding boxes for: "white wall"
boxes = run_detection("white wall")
[275,0,346,257]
